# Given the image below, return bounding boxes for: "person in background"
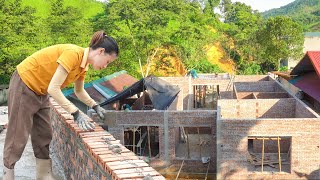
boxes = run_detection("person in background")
[3,30,119,179]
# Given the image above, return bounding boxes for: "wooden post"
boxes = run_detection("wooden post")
[203,86,206,108]
[193,86,196,108]
[278,136,282,172]
[148,126,152,157]
[212,85,215,109]
[198,86,201,108]
[261,137,265,172]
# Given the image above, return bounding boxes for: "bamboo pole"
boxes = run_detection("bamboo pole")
[204,160,211,180]
[261,137,265,172]
[278,136,282,172]
[147,126,152,157]
[175,155,186,180]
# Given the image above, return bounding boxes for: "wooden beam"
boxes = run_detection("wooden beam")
[278,136,282,172]
[147,126,151,158]
[248,137,282,140]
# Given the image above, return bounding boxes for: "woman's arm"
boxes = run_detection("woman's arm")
[47,65,78,113]
[74,79,97,108]
[48,65,95,131]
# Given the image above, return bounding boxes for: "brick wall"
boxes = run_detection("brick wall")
[295,99,318,118]
[217,118,320,179]
[218,98,316,119]
[255,92,290,99]
[103,110,217,170]
[234,75,270,82]
[235,81,284,92]
[160,77,230,110]
[237,92,254,99]
[50,99,165,180]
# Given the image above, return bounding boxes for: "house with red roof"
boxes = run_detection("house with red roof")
[289,51,320,112]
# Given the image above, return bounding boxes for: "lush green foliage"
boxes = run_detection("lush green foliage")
[221,0,304,74]
[91,0,220,78]
[0,0,38,83]
[263,0,320,31]
[0,0,306,85]
[257,16,304,71]
[21,0,104,18]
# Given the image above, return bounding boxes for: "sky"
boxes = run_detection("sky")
[231,0,296,12]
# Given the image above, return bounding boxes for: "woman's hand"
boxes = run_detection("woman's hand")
[92,105,106,120]
[71,110,95,131]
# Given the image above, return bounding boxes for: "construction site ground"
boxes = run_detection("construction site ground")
[0,106,66,180]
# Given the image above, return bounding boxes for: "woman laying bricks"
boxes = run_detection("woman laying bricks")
[3,30,119,179]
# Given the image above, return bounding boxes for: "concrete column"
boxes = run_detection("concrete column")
[163,110,169,163]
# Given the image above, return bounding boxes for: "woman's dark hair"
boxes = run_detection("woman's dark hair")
[89,30,119,56]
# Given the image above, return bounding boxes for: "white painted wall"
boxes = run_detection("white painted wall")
[288,36,320,70]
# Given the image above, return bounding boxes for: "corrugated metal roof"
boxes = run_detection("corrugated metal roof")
[63,70,138,104]
[305,32,320,37]
[289,72,320,102]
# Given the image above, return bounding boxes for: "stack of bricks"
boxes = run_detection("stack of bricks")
[50,98,165,180]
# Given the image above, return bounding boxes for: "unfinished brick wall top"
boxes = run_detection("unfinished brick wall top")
[50,98,165,180]
[234,75,270,82]
[236,92,290,99]
[160,76,230,109]
[234,81,285,92]
[218,98,317,119]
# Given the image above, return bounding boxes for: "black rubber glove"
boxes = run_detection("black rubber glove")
[71,110,95,131]
[92,104,106,120]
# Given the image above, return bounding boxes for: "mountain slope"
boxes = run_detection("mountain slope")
[263,0,320,31]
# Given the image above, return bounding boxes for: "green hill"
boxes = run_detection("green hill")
[21,0,104,18]
[262,0,320,31]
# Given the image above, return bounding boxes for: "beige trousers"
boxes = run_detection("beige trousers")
[3,71,52,169]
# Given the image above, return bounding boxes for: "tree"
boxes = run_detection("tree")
[0,0,37,84]
[91,0,219,78]
[220,1,263,74]
[257,16,304,71]
[46,0,92,45]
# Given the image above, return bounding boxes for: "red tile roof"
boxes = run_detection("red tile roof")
[65,71,138,104]
[307,51,320,77]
